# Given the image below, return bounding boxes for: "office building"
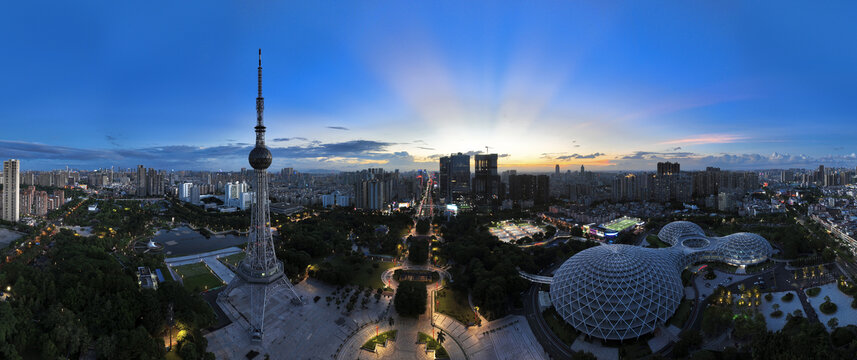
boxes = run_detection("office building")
[472,154,502,206]
[439,153,470,201]
[508,174,550,205]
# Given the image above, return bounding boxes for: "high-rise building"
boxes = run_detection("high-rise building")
[612,173,639,202]
[136,165,147,197]
[439,153,470,201]
[2,159,20,222]
[657,162,680,176]
[53,189,65,208]
[580,165,585,175]
[33,190,49,216]
[508,174,550,205]
[20,185,35,216]
[147,168,164,196]
[179,183,193,200]
[190,185,201,205]
[473,154,502,206]
[555,164,560,175]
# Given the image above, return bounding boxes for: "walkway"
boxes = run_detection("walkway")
[163,247,243,265]
[164,247,242,284]
[518,269,553,284]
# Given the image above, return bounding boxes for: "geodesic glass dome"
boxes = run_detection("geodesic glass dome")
[657,221,705,245]
[547,221,775,341]
[549,244,684,340]
[715,233,773,266]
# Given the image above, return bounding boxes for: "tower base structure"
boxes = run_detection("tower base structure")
[219,261,303,342]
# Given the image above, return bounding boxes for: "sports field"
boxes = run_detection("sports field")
[603,217,641,232]
[173,262,224,292]
[488,220,545,243]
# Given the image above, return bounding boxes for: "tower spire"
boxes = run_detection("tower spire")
[255,48,265,146]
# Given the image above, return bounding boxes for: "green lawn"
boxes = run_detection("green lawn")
[646,235,671,248]
[542,307,577,345]
[349,260,395,289]
[361,330,397,352]
[668,299,693,327]
[173,262,224,292]
[436,287,479,326]
[218,252,246,268]
[165,351,182,360]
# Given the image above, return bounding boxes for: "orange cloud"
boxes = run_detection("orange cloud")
[501,158,613,170]
[659,134,748,146]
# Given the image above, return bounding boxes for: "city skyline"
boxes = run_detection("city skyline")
[3,2,857,171]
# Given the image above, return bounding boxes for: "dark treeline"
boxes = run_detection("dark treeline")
[0,230,214,359]
[439,212,598,320]
[276,208,412,282]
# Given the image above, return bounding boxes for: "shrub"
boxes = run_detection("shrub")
[807,287,821,297]
[820,300,838,315]
[765,293,773,301]
[770,310,783,318]
[781,293,795,302]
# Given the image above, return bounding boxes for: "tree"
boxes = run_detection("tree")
[416,219,431,235]
[673,330,702,358]
[394,281,427,317]
[701,306,732,336]
[570,227,583,237]
[827,317,839,330]
[408,238,429,264]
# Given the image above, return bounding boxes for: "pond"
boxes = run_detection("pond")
[154,226,246,257]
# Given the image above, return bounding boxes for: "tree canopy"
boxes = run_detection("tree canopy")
[394,281,427,317]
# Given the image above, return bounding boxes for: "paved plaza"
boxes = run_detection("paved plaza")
[805,283,857,331]
[206,278,393,359]
[205,254,547,360]
[759,290,803,331]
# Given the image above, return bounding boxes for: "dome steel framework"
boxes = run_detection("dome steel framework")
[549,221,773,341]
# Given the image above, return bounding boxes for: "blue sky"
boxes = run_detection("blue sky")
[1,1,856,171]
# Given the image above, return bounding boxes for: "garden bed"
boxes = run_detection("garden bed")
[361,330,397,352]
[418,332,449,359]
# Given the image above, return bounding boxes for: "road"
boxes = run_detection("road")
[524,284,573,360]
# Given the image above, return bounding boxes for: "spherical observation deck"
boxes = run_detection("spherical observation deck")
[248,146,272,170]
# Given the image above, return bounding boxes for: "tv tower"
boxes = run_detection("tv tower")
[221,49,301,342]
